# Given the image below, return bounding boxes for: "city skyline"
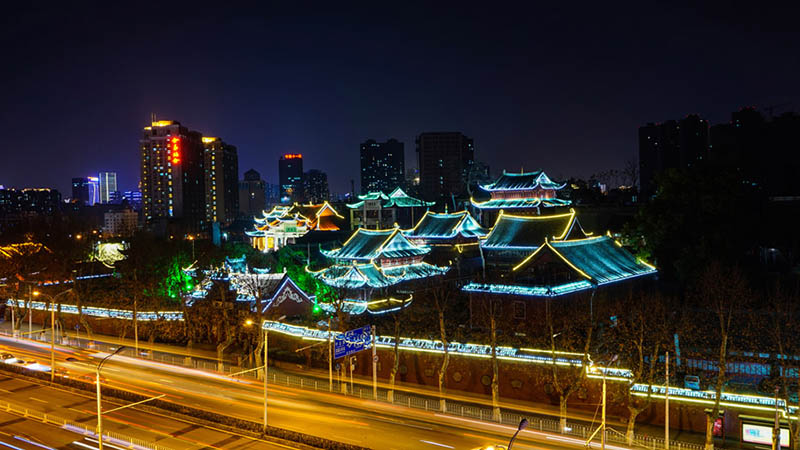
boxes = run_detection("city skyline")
[2,4,798,196]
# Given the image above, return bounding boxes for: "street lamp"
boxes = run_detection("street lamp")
[96,346,125,450]
[187,235,195,260]
[32,289,71,382]
[508,418,529,449]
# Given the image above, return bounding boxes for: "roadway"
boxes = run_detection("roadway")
[0,334,623,450]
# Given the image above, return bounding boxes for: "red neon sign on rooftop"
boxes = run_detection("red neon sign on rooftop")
[283,153,302,159]
[170,137,181,165]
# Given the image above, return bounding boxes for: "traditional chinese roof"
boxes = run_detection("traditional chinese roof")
[320,228,429,261]
[513,236,657,285]
[481,210,587,250]
[470,197,572,209]
[308,261,448,288]
[0,242,49,259]
[346,187,434,209]
[249,202,341,237]
[480,170,566,192]
[405,210,487,240]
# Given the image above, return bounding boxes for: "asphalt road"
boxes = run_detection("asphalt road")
[0,335,620,450]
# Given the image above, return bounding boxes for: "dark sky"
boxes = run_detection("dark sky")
[2,3,799,195]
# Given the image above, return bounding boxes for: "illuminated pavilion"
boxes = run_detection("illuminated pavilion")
[463,209,656,318]
[346,187,435,230]
[308,226,449,315]
[247,202,343,252]
[470,170,571,226]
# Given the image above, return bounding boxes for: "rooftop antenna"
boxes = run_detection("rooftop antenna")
[150,112,156,125]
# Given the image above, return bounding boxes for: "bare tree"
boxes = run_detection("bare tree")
[476,293,503,420]
[430,277,455,412]
[768,286,800,450]
[695,263,750,450]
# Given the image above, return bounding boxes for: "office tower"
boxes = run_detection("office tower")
[203,137,239,225]
[278,154,303,202]
[139,119,206,232]
[121,190,143,211]
[98,172,117,204]
[239,169,266,217]
[86,176,99,205]
[416,132,474,200]
[638,115,709,198]
[303,169,329,203]
[359,139,405,194]
[71,177,91,205]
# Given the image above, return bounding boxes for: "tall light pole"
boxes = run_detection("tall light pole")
[328,315,333,392]
[263,325,268,433]
[33,289,72,383]
[187,235,195,261]
[96,346,125,450]
[508,418,529,450]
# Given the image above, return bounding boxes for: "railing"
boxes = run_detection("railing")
[0,398,172,450]
[10,330,711,450]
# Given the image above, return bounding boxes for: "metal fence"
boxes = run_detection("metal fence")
[14,331,710,450]
[0,398,172,450]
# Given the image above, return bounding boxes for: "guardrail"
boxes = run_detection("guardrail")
[0,398,172,450]
[9,330,710,450]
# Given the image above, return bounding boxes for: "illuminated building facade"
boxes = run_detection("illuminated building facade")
[278,154,303,202]
[416,132,474,200]
[470,170,571,226]
[71,178,92,205]
[238,169,266,218]
[404,210,486,246]
[202,137,239,225]
[140,120,206,233]
[247,202,343,252]
[360,138,405,194]
[98,172,117,204]
[346,187,434,229]
[464,208,656,321]
[309,227,449,314]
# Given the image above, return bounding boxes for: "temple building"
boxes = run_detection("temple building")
[247,202,343,252]
[346,187,434,230]
[463,208,656,323]
[470,170,572,226]
[308,227,449,314]
[403,210,488,266]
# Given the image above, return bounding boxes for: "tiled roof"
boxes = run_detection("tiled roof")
[481,210,583,249]
[309,261,448,288]
[320,228,429,261]
[406,210,487,239]
[480,170,566,191]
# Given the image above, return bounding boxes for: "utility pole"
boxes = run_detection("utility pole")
[666,351,670,450]
[372,325,377,400]
[28,284,32,337]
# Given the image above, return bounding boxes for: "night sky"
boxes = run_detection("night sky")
[2,3,799,195]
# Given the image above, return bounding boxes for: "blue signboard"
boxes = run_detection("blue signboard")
[334,325,372,359]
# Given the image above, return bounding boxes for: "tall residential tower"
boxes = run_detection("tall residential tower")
[360,139,404,194]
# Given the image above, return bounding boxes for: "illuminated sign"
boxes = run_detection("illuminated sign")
[742,423,789,447]
[170,137,181,164]
[283,153,302,159]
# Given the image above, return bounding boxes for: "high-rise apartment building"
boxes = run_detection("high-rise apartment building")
[638,115,709,198]
[416,132,474,200]
[139,119,206,232]
[71,178,91,205]
[278,154,303,202]
[360,139,404,194]
[203,137,239,225]
[103,209,139,237]
[239,169,266,217]
[303,169,329,203]
[98,172,117,204]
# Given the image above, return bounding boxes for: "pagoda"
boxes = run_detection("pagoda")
[247,202,343,252]
[470,170,571,226]
[308,227,448,314]
[346,187,434,230]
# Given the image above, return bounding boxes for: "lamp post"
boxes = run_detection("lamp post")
[508,418,529,449]
[32,289,72,383]
[187,235,195,261]
[96,346,125,450]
